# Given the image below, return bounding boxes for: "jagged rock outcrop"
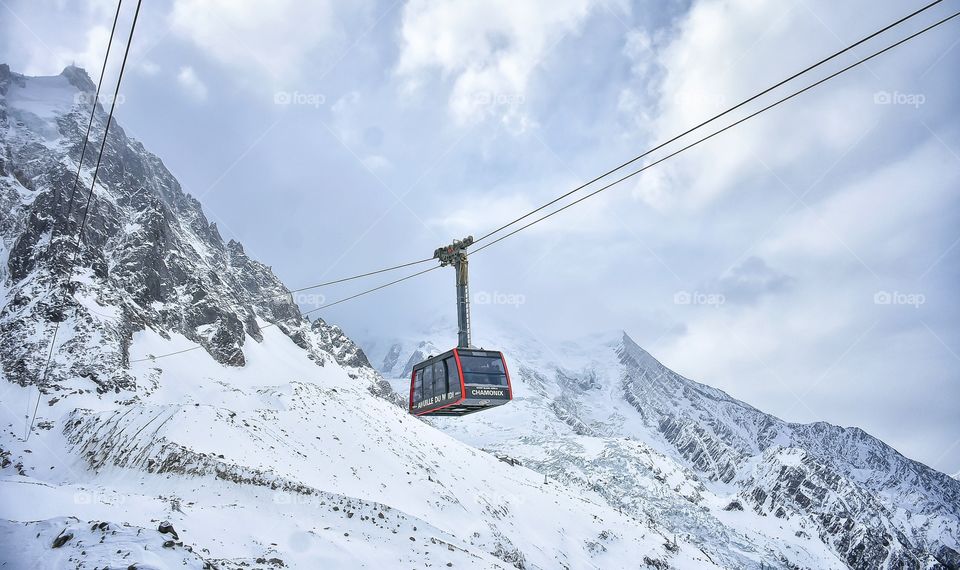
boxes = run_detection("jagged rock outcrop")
[0,65,373,395]
[310,318,371,369]
[617,333,960,569]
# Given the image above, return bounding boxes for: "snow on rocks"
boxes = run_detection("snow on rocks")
[0,516,212,569]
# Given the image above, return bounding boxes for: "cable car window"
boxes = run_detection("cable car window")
[423,364,435,400]
[444,357,459,393]
[432,361,446,397]
[459,354,508,386]
[414,369,423,401]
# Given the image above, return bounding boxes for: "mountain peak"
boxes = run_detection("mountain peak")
[60,64,95,93]
[226,239,244,254]
[618,329,640,350]
[617,329,667,371]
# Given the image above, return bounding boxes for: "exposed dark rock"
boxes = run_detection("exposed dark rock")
[52,532,73,548]
[935,545,960,569]
[158,521,179,540]
[723,500,743,511]
[310,318,370,369]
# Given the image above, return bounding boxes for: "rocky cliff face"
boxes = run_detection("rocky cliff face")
[616,334,960,568]
[0,64,375,396]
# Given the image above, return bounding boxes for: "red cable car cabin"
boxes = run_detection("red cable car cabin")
[409,348,513,416]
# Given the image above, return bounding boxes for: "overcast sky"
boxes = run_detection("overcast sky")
[2,0,958,475]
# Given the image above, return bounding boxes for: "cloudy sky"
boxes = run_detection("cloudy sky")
[2,0,958,474]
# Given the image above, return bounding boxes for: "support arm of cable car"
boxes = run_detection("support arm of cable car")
[434,236,474,349]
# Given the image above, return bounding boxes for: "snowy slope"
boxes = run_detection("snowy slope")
[0,327,716,569]
[368,325,960,569]
[0,65,721,569]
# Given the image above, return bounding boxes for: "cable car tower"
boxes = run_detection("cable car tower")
[434,235,474,349]
[408,236,513,416]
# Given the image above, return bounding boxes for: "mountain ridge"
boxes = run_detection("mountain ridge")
[370,325,960,568]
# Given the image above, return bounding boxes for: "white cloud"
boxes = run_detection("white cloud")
[429,194,540,236]
[328,91,392,172]
[428,181,615,240]
[712,256,793,304]
[761,140,958,263]
[618,0,950,210]
[137,60,161,76]
[10,15,115,78]
[0,1,173,80]
[396,0,596,129]
[73,24,115,77]
[169,0,346,84]
[176,66,208,101]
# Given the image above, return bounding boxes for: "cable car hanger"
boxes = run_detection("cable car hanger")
[434,235,475,349]
[408,236,514,417]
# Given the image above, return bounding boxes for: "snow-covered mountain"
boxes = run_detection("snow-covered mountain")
[367,324,960,569]
[0,65,732,569]
[3,63,958,569]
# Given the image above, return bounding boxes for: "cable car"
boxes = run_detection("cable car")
[409,236,513,417]
[409,348,513,416]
